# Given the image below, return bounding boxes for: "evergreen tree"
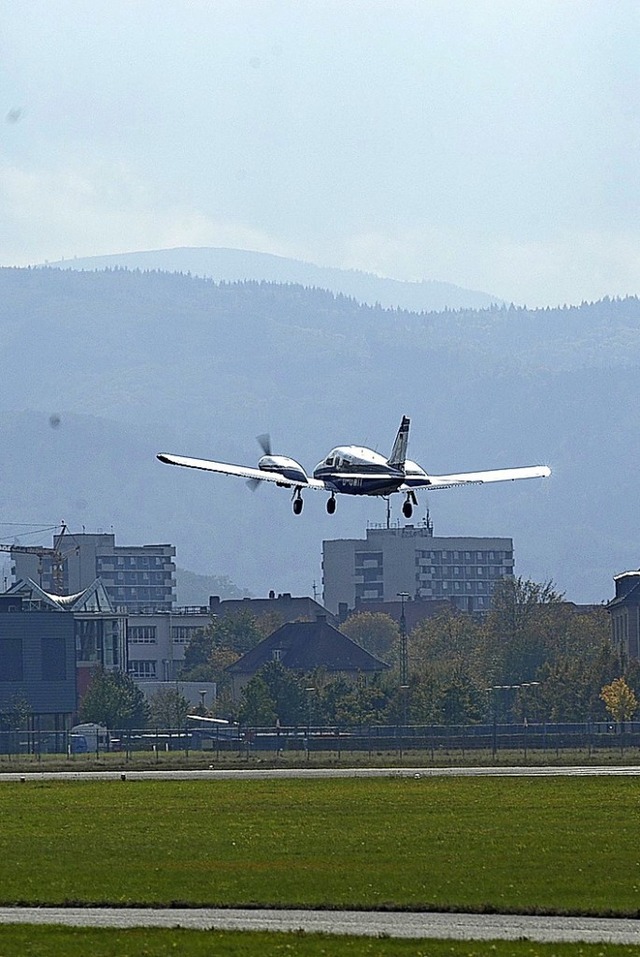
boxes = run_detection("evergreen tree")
[239,662,307,727]
[238,675,277,726]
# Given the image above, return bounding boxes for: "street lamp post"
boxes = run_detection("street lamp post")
[305,686,315,761]
[485,682,542,761]
[519,681,540,762]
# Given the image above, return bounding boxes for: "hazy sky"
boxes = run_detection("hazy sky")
[2,0,639,306]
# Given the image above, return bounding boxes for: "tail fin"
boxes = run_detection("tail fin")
[388,415,410,470]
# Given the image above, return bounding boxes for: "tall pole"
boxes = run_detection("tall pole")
[398,592,409,727]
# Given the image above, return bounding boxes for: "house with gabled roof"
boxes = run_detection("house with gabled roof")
[225,614,390,698]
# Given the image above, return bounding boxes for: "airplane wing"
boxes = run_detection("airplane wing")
[157,453,327,489]
[401,464,551,491]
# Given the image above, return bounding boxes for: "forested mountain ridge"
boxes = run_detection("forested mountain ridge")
[0,265,639,603]
[45,246,502,312]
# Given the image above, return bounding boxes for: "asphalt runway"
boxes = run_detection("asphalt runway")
[0,907,639,944]
[2,765,640,782]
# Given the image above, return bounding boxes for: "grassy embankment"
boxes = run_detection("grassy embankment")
[1,926,640,957]
[2,743,640,772]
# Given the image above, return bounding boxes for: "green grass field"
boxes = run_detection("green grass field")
[0,776,638,916]
[1,926,640,957]
[2,744,640,773]
[3,926,640,957]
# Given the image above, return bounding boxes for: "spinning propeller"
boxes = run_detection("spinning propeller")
[247,433,273,490]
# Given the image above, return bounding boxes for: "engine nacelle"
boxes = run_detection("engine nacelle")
[403,459,430,485]
[258,454,309,485]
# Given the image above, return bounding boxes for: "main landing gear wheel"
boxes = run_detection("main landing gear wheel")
[292,490,303,515]
[327,495,337,514]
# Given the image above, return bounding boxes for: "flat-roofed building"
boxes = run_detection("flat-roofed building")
[323,521,514,615]
[127,606,211,682]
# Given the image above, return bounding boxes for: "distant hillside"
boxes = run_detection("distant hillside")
[46,247,502,312]
[1,266,639,603]
[175,567,251,607]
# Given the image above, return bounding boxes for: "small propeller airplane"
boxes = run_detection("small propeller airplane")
[157,416,551,517]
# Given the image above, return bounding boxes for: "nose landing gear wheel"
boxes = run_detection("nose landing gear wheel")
[327,496,337,514]
[402,491,417,519]
[293,496,303,515]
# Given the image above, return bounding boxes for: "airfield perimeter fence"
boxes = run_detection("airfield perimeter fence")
[3,721,640,763]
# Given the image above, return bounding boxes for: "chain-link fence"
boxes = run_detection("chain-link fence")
[1,721,639,762]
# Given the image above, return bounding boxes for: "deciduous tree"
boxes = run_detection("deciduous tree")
[340,611,400,663]
[148,687,191,728]
[600,677,638,726]
[79,668,150,729]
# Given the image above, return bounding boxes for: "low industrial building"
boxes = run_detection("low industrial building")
[127,607,211,681]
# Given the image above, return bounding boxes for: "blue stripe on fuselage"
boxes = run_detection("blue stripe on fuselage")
[314,468,404,496]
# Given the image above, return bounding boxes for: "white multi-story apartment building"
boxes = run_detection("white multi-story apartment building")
[12,533,176,613]
[323,521,514,615]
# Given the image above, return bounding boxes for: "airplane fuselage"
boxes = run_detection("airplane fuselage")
[313,445,425,496]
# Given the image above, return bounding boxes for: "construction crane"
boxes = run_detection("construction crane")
[0,523,74,594]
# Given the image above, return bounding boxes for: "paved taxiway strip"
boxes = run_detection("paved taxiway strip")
[0,907,639,944]
[2,765,640,781]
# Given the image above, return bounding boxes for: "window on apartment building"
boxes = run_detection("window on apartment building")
[76,620,102,662]
[172,626,204,644]
[1,638,23,682]
[362,567,381,582]
[355,551,383,569]
[41,636,66,681]
[128,660,157,679]
[129,626,157,643]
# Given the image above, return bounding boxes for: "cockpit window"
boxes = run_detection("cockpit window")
[326,457,334,466]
